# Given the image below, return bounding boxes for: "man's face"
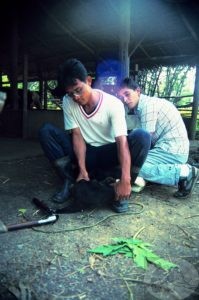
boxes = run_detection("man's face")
[118,87,140,109]
[66,78,91,105]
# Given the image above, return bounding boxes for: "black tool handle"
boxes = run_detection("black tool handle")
[32,197,55,215]
[7,215,58,232]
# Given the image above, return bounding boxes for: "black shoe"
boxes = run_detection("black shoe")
[173,166,199,198]
[51,180,73,203]
[112,199,129,213]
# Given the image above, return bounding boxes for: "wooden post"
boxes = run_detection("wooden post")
[39,76,44,109]
[135,64,139,82]
[10,10,18,110]
[189,65,199,140]
[22,53,28,139]
[38,66,44,109]
[0,71,2,88]
[119,0,131,80]
[43,79,48,110]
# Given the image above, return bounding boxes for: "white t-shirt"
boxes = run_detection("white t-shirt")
[63,89,127,147]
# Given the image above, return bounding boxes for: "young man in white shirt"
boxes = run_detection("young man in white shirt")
[39,59,151,212]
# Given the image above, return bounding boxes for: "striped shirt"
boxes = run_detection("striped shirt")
[135,94,189,155]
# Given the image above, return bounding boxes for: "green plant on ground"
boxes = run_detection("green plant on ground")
[89,237,177,271]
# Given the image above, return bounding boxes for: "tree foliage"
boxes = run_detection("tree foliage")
[137,65,195,107]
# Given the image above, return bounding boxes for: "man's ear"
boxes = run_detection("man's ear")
[136,87,141,95]
[86,76,92,86]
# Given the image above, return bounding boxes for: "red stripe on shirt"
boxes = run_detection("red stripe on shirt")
[79,92,103,119]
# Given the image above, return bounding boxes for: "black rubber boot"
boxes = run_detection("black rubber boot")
[51,156,74,203]
[52,180,72,203]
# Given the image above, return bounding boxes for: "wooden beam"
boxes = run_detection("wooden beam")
[108,0,120,16]
[147,36,192,47]
[119,0,131,78]
[39,1,97,57]
[135,54,196,63]
[22,53,28,139]
[177,5,199,43]
[139,45,151,59]
[129,36,145,58]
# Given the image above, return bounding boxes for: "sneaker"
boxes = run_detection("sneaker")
[173,166,199,198]
[112,199,129,213]
[131,177,146,193]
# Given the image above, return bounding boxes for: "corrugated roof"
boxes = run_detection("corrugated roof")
[0,0,198,79]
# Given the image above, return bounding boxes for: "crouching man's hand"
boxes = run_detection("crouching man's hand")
[114,179,131,200]
[76,170,90,182]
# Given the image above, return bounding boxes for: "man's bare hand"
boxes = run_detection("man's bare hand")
[114,179,131,200]
[76,171,90,182]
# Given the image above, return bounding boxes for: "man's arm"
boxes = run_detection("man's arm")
[72,127,89,182]
[115,135,132,200]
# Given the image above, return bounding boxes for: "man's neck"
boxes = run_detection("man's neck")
[82,90,101,114]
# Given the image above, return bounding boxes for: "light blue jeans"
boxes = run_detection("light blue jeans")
[139,148,189,186]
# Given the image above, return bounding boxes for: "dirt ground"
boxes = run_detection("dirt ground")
[0,138,199,300]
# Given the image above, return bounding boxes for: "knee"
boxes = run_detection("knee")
[128,129,151,148]
[38,122,55,140]
[132,128,150,140]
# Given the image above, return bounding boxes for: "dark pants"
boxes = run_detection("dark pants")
[38,123,151,182]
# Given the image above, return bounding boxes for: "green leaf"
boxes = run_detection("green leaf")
[112,237,143,245]
[118,246,132,255]
[125,252,134,258]
[18,208,27,215]
[78,267,86,274]
[88,237,177,271]
[132,245,148,269]
[146,253,177,270]
[88,244,125,256]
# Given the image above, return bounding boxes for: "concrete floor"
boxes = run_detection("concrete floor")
[0,137,43,161]
[0,137,198,162]
[0,137,198,300]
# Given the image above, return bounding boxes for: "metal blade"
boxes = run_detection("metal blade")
[0,219,8,233]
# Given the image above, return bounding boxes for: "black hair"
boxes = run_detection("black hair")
[58,58,88,91]
[119,77,140,91]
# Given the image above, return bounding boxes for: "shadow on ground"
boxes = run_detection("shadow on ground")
[0,139,199,300]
